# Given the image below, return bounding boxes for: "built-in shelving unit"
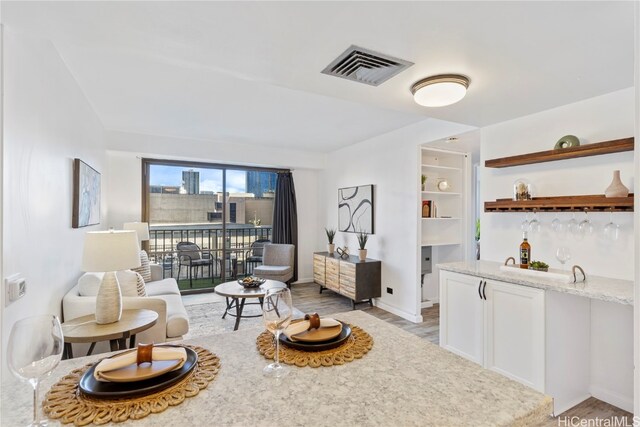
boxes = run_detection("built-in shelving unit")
[484,194,634,212]
[419,147,471,308]
[484,137,633,168]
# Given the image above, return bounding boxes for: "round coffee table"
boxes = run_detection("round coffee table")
[61,309,158,359]
[214,280,287,330]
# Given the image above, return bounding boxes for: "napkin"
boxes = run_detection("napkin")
[284,318,341,341]
[94,346,187,382]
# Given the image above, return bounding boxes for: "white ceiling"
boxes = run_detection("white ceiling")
[2,1,635,153]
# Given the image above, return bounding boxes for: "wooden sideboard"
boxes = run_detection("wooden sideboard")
[313,252,381,308]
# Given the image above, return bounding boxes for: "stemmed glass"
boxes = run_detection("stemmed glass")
[604,210,620,241]
[567,213,579,236]
[551,213,564,234]
[8,315,64,427]
[521,213,530,232]
[528,210,541,233]
[262,287,293,378]
[556,247,572,270]
[578,211,593,236]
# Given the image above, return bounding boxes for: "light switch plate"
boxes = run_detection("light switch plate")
[5,274,26,305]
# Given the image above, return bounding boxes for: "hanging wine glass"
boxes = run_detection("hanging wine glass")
[521,212,531,232]
[567,212,579,235]
[528,210,541,233]
[551,213,564,234]
[604,210,620,241]
[578,210,593,236]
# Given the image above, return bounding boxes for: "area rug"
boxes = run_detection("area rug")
[184,301,304,340]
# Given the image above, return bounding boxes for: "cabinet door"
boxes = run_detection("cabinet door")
[484,279,545,392]
[325,258,340,292]
[439,271,484,365]
[313,254,326,286]
[339,261,356,300]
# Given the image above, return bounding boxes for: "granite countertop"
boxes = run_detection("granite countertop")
[1,311,551,426]
[438,260,633,305]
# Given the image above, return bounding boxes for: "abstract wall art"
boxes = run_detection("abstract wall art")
[72,158,101,228]
[338,184,374,234]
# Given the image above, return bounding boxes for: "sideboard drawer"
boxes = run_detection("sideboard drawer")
[325,272,340,291]
[326,258,340,275]
[339,261,356,279]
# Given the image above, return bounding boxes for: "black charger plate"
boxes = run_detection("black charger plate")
[78,346,198,398]
[279,321,352,351]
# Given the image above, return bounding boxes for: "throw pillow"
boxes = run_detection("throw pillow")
[78,272,103,296]
[132,250,152,283]
[77,270,142,297]
[117,270,141,297]
[135,272,147,297]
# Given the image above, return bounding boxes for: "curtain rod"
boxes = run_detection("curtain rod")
[141,158,292,173]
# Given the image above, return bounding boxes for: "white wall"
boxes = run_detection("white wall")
[1,29,106,373]
[480,87,636,412]
[481,88,635,280]
[105,132,322,283]
[634,1,639,415]
[319,119,475,322]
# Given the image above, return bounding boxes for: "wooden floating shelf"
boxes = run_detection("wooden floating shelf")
[485,137,634,168]
[484,194,634,212]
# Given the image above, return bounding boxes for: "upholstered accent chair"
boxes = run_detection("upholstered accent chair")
[253,244,295,286]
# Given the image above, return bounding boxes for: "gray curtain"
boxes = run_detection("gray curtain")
[272,171,298,283]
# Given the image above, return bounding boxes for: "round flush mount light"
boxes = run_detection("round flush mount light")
[411,74,470,107]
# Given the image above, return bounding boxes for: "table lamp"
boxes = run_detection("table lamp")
[82,230,141,324]
[123,222,150,254]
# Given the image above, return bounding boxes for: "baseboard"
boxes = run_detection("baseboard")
[553,394,591,417]
[421,300,434,309]
[590,385,634,413]
[292,277,314,285]
[375,301,423,323]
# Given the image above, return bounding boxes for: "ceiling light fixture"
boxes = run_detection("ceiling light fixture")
[411,74,469,107]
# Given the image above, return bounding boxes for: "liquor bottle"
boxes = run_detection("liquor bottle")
[520,231,531,269]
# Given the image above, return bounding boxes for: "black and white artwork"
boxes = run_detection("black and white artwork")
[338,185,374,234]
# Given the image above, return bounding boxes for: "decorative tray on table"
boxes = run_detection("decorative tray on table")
[237,276,266,288]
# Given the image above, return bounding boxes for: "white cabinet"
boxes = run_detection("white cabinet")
[440,271,545,392]
[484,278,545,391]
[439,271,484,364]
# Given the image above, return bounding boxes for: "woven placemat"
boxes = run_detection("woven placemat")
[43,345,220,426]
[256,324,373,368]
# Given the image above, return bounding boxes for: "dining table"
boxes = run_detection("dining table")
[1,310,552,426]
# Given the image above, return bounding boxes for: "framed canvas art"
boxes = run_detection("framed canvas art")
[338,185,374,234]
[72,158,101,228]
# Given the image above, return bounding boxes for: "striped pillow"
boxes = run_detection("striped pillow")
[135,272,147,297]
[132,250,152,283]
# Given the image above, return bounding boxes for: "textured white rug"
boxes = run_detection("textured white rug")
[184,301,304,339]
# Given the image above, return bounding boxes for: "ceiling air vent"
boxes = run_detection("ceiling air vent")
[321,45,413,86]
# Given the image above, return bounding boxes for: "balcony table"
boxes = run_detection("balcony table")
[1,310,552,426]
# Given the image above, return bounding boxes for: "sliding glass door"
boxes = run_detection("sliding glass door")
[142,160,278,294]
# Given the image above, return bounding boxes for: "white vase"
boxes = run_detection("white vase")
[95,271,123,324]
[604,170,629,198]
[358,249,367,261]
[328,243,335,254]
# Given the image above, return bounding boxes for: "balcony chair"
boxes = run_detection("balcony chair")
[176,242,214,287]
[244,239,271,275]
[254,243,295,287]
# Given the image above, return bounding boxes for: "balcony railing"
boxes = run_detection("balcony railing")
[148,224,272,291]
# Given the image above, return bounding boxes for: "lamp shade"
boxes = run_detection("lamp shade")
[82,230,141,272]
[123,221,150,242]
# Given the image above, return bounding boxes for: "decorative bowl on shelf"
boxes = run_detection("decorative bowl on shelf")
[237,276,266,288]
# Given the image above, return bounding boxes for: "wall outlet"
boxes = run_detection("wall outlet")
[386,287,393,294]
[5,274,26,305]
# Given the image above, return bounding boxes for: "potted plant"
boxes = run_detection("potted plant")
[356,230,369,261]
[421,174,427,191]
[325,228,336,254]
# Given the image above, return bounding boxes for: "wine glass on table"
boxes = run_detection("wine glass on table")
[262,287,293,378]
[556,247,572,270]
[8,315,64,427]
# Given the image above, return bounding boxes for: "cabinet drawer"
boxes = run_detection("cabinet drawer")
[313,254,326,264]
[326,258,340,274]
[326,272,340,291]
[340,274,355,289]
